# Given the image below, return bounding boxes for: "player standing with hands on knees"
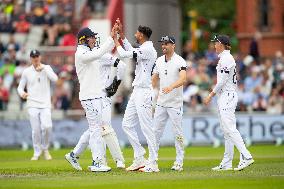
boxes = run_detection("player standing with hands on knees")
[204,35,254,171]
[66,25,118,172]
[152,36,187,171]
[114,18,159,172]
[17,50,58,161]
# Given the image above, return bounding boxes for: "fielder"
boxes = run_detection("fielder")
[204,35,254,171]
[114,19,158,172]
[152,36,187,171]
[17,49,58,160]
[67,26,118,172]
[65,43,126,170]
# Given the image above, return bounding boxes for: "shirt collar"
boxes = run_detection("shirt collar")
[141,40,152,47]
[218,50,230,58]
[164,52,176,62]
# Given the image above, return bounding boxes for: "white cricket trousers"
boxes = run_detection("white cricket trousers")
[27,108,52,157]
[80,98,104,162]
[154,105,184,165]
[217,91,252,167]
[122,87,157,162]
[73,98,124,162]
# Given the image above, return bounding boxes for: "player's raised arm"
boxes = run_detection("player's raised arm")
[43,65,58,82]
[76,27,116,63]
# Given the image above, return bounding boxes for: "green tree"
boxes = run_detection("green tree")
[180,0,237,53]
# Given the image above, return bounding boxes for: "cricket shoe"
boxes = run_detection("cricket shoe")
[212,165,233,171]
[171,162,183,172]
[88,160,111,172]
[65,152,82,171]
[31,155,40,161]
[116,160,125,169]
[43,150,52,160]
[139,162,159,173]
[126,156,146,171]
[234,158,254,171]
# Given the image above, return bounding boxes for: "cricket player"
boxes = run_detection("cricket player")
[67,26,118,172]
[65,47,126,170]
[17,50,58,160]
[152,36,187,171]
[204,35,254,171]
[114,19,158,172]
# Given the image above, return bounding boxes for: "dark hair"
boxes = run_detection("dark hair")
[224,45,231,50]
[138,25,152,39]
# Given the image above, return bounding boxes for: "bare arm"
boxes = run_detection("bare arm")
[80,37,115,63]
[152,73,159,89]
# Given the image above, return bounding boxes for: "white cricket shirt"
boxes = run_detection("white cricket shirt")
[17,64,58,108]
[117,38,157,88]
[98,53,126,96]
[153,53,187,108]
[213,50,237,94]
[75,37,114,100]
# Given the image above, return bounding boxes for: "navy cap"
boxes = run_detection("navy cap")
[30,49,40,57]
[158,36,175,44]
[77,27,98,41]
[211,35,231,46]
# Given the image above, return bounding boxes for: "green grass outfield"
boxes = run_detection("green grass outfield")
[0,145,283,189]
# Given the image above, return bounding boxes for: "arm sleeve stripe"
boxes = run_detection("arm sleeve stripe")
[179,67,186,71]
[114,58,120,67]
[133,51,137,62]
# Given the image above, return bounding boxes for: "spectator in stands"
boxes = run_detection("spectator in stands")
[249,32,261,64]
[0,41,5,54]
[0,14,14,33]
[13,14,30,33]
[16,46,29,62]
[266,88,283,114]
[192,58,211,92]
[0,77,9,110]
[252,94,267,111]
[0,57,15,90]
[0,51,4,68]
[205,42,218,76]
[53,72,71,111]
[7,35,20,51]
[244,66,262,93]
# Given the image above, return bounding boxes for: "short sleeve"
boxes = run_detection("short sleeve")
[152,63,159,74]
[179,58,187,71]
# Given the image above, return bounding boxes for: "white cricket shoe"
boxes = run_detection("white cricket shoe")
[65,152,82,171]
[88,160,111,172]
[234,158,254,171]
[43,150,52,160]
[126,157,146,171]
[212,165,233,171]
[171,162,183,171]
[139,162,159,173]
[31,155,40,161]
[116,160,125,169]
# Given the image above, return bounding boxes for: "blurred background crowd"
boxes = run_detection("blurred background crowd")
[0,0,284,116]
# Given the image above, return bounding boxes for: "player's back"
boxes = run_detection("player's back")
[216,50,237,93]
[75,45,104,100]
[132,41,157,88]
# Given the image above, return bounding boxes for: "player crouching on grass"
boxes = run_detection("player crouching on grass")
[65,26,126,172]
[204,35,254,171]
